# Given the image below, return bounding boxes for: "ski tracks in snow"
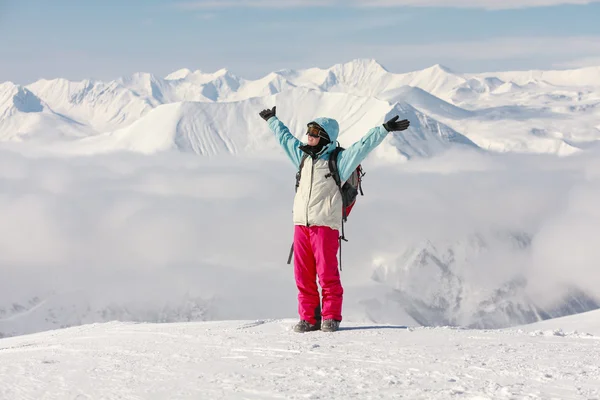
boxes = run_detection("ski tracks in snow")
[0,320,599,399]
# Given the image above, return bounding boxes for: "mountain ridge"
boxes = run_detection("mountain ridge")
[0,58,598,156]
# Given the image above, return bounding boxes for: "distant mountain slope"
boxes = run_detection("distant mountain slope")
[58,88,478,158]
[0,58,596,156]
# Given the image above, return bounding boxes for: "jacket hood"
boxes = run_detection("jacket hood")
[309,117,339,158]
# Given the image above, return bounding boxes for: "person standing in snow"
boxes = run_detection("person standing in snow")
[259,106,410,332]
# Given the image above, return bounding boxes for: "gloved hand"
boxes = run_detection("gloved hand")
[259,106,276,121]
[383,115,410,132]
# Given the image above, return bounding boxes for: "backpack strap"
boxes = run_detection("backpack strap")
[326,146,344,191]
[357,165,365,196]
[325,145,347,271]
[295,153,309,192]
[326,146,347,222]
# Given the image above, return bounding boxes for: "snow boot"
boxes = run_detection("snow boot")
[293,320,321,333]
[321,319,340,332]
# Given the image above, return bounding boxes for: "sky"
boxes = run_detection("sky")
[1,0,600,84]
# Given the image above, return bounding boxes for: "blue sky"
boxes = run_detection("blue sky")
[1,0,600,84]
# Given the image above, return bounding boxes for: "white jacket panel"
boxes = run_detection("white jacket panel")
[293,156,343,231]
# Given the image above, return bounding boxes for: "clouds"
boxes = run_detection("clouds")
[354,0,600,9]
[0,151,299,335]
[1,145,599,335]
[369,36,600,61]
[175,0,600,9]
[369,36,600,74]
[528,180,600,302]
[554,56,600,68]
[174,0,331,9]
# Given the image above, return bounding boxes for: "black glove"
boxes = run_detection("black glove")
[383,115,410,132]
[259,106,276,121]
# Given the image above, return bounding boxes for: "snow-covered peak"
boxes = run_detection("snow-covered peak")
[397,64,467,99]
[1,59,599,157]
[410,64,458,80]
[165,68,193,80]
[227,72,296,101]
[273,58,391,96]
[0,81,100,142]
[478,65,600,88]
[331,58,390,74]
[0,82,44,117]
[213,67,230,77]
[319,59,390,92]
[184,68,239,85]
[165,67,237,84]
[27,77,107,104]
[116,72,171,103]
[25,77,157,133]
[118,72,159,86]
[379,85,474,119]
[274,61,467,101]
[278,58,388,78]
[422,63,454,74]
[27,77,88,98]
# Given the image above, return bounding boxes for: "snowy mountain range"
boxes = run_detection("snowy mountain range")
[2,59,599,157]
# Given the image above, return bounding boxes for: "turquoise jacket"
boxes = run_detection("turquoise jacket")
[266,116,389,182]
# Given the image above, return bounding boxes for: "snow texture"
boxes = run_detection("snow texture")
[1,311,600,399]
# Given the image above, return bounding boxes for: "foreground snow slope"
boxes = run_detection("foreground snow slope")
[1,313,599,400]
[525,308,600,335]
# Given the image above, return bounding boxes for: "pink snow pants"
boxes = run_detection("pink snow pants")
[293,225,343,325]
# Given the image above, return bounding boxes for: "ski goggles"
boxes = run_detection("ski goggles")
[306,124,328,139]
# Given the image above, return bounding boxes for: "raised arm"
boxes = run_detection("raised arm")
[336,116,410,183]
[259,106,304,169]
